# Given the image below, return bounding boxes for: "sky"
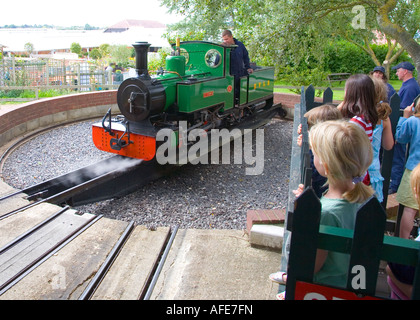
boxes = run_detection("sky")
[2,0,182,28]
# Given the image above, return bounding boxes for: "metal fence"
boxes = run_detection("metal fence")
[0,57,124,101]
[0,57,120,88]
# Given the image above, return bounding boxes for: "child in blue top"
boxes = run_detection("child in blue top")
[368,77,394,202]
[395,98,420,238]
[386,162,420,299]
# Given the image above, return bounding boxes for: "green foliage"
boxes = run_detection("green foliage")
[324,40,375,74]
[99,44,110,57]
[0,89,25,98]
[148,47,172,73]
[160,0,420,88]
[0,88,73,99]
[323,40,414,78]
[70,42,82,56]
[24,42,34,56]
[0,24,101,30]
[38,88,72,98]
[279,66,329,96]
[84,24,99,30]
[109,45,134,69]
[90,48,102,60]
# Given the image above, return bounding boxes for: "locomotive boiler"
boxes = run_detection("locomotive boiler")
[92,40,282,162]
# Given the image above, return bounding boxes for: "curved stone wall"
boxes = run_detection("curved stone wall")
[0,90,119,147]
[0,91,311,149]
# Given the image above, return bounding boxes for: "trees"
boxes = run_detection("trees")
[289,0,419,81]
[90,48,102,60]
[161,0,419,84]
[108,45,134,69]
[68,42,134,70]
[24,42,34,57]
[376,0,420,78]
[70,42,82,57]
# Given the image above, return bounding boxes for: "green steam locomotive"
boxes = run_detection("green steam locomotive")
[92,40,282,161]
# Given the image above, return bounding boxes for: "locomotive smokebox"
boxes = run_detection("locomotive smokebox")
[116,42,165,122]
[133,42,150,78]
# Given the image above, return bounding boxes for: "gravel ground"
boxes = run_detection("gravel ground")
[1,117,293,230]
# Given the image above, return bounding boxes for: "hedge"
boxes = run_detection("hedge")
[323,40,414,80]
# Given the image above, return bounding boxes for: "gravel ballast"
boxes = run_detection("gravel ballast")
[1,118,293,230]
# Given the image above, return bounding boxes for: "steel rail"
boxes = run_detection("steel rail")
[0,103,284,218]
[0,155,140,221]
[0,199,44,221]
[0,155,122,202]
[0,116,103,178]
[142,225,179,300]
[78,221,135,300]
[0,205,71,254]
[0,214,103,295]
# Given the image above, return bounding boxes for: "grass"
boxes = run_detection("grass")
[274,79,403,102]
[0,79,404,105]
[0,100,25,105]
[0,88,76,105]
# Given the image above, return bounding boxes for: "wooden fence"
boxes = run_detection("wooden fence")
[286,188,420,300]
[279,84,420,300]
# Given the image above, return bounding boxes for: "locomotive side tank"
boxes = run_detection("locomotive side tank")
[92,40,277,161]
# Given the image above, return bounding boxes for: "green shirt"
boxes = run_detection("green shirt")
[313,197,360,288]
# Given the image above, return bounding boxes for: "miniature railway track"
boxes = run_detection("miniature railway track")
[0,206,102,295]
[1,103,284,215]
[0,140,182,298]
[0,105,284,299]
[0,117,100,176]
[0,155,179,220]
[78,223,179,300]
[0,196,179,298]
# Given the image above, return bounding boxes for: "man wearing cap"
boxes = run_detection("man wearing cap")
[371,66,396,102]
[389,61,420,194]
[393,62,420,110]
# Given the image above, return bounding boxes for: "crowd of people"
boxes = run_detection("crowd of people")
[272,61,420,299]
[220,30,420,299]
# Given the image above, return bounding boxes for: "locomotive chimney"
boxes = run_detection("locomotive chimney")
[133,42,151,78]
